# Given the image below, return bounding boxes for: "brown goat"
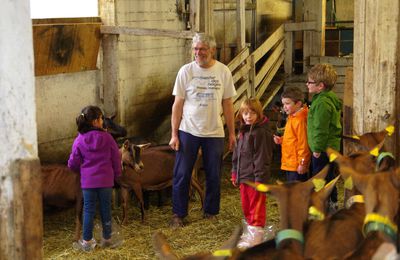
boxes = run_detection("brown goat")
[41,164,83,241]
[118,142,205,225]
[151,166,336,260]
[339,166,400,259]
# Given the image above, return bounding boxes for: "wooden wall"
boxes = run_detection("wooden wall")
[353,0,399,157]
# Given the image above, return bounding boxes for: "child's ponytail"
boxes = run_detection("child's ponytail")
[76,105,103,134]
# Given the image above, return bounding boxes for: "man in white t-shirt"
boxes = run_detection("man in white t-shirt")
[169,33,236,227]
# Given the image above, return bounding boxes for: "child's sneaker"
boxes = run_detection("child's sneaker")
[73,238,96,252]
[100,237,123,249]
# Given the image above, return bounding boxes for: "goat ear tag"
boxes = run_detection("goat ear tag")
[344,177,353,190]
[256,183,269,192]
[370,147,379,157]
[329,153,337,162]
[312,179,326,192]
[386,125,394,136]
[351,135,360,140]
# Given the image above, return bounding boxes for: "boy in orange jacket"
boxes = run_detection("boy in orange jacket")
[273,87,311,181]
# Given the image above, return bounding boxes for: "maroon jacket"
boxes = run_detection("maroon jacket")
[231,116,273,184]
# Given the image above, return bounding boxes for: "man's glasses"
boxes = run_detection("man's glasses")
[193,47,209,52]
[306,81,317,85]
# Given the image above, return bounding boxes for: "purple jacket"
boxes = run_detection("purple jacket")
[68,129,121,189]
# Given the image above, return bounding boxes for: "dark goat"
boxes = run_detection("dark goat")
[103,115,127,140]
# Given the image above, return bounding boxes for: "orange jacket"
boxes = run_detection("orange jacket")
[280,105,311,172]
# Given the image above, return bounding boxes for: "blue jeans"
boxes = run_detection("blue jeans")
[82,188,112,241]
[172,130,224,217]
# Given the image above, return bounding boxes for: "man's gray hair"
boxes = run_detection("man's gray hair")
[192,33,216,49]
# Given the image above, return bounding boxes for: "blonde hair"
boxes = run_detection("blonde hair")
[237,98,264,126]
[307,63,338,90]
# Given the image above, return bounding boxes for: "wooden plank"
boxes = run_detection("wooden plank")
[284,31,293,74]
[252,25,284,62]
[233,79,250,102]
[310,56,353,66]
[352,0,366,134]
[261,81,284,110]
[284,21,318,32]
[255,40,284,86]
[33,23,101,76]
[100,26,196,39]
[343,67,353,136]
[256,55,284,99]
[232,62,251,84]
[227,47,250,71]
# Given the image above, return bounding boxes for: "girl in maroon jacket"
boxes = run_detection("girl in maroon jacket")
[231,98,273,249]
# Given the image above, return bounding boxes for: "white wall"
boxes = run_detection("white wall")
[116,0,189,140]
[36,71,100,163]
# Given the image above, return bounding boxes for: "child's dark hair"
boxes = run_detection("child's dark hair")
[237,98,264,126]
[76,105,103,134]
[281,86,305,103]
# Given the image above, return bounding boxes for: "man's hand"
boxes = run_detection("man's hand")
[169,135,180,151]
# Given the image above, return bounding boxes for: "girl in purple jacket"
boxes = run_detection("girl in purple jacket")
[68,105,121,251]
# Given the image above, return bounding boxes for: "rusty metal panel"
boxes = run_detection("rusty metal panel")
[32,18,102,76]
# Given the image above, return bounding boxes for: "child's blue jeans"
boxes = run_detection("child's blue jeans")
[82,188,112,241]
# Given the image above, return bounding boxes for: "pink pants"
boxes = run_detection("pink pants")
[240,183,266,227]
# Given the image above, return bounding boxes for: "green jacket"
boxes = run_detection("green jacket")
[307,90,342,152]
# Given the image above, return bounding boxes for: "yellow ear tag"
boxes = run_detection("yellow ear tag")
[351,135,360,140]
[386,125,394,136]
[312,178,326,192]
[256,183,269,192]
[344,177,353,190]
[212,249,232,257]
[370,146,379,157]
[329,153,338,162]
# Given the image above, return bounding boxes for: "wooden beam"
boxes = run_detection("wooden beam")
[255,40,284,86]
[256,55,284,99]
[252,25,284,63]
[227,47,250,71]
[284,30,293,74]
[100,26,196,39]
[236,0,246,52]
[284,21,318,32]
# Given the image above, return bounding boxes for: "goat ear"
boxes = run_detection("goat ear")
[339,166,368,193]
[305,165,329,191]
[152,232,179,260]
[123,139,129,149]
[137,142,152,150]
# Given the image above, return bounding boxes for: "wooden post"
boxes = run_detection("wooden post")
[99,0,120,121]
[353,0,399,155]
[303,0,325,71]
[204,0,214,36]
[249,55,256,97]
[1,0,42,259]
[284,30,293,75]
[236,0,246,52]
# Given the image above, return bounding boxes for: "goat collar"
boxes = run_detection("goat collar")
[363,213,398,242]
[275,229,304,247]
[308,206,325,221]
[345,195,364,209]
[375,152,395,171]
